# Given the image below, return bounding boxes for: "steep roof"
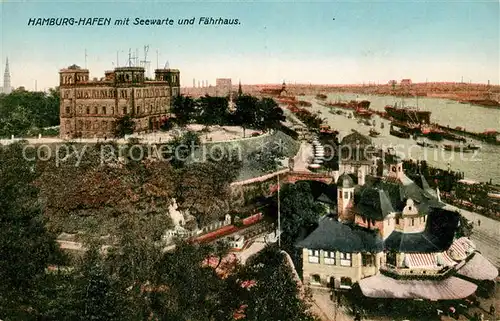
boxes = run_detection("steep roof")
[337,173,355,188]
[296,216,384,253]
[355,188,395,220]
[384,209,460,253]
[363,175,443,214]
[341,131,372,146]
[308,180,337,205]
[384,153,402,164]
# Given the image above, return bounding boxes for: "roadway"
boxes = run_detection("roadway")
[443,203,500,268]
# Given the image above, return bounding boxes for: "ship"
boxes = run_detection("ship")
[443,144,473,153]
[369,128,380,137]
[389,124,411,139]
[465,143,480,150]
[385,102,431,124]
[425,128,466,142]
[416,141,437,148]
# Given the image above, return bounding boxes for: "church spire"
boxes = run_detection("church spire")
[3,57,11,94]
[238,80,242,96]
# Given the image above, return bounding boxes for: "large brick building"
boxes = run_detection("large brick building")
[59,64,180,138]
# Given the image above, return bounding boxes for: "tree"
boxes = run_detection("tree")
[166,130,201,168]
[174,151,241,225]
[238,245,318,321]
[273,182,326,247]
[197,95,229,126]
[172,95,197,126]
[0,87,60,137]
[456,213,474,238]
[234,95,259,137]
[0,142,65,318]
[113,115,135,138]
[257,98,285,130]
[74,246,125,321]
[247,142,287,174]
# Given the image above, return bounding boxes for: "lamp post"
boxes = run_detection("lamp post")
[277,173,281,248]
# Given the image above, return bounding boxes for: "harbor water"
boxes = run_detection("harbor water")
[303,94,500,184]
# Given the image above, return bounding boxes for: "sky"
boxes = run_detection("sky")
[1,0,499,90]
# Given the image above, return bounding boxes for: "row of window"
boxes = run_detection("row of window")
[357,215,427,228]
[308,250,376,267]
[308,250,353,267]
[75,120,114,131]
[61,75,89,85]
[63,87,172,100]
[339,191,353,200]
[395,216,426,226]
[309,275,353,288]
[65,102,169,116]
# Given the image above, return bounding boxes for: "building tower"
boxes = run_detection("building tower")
[336,173,355,222]
[3,57,11,94]
[238,80,242,96]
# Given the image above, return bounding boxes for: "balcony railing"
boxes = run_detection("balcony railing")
[380,264,454,280]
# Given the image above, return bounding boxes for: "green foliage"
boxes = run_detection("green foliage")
[235,95,285,134]
[294,108,323,130]
[247,141,287,173]
[35,143,176,235]
[175,152,242,225]
[0,87,60,137]
[235,95,259,136]
[0,143,65,318]
[0,143,316,319]
[240,245,318,321]
[275,181,326,246]
[255,98,285,130]
[456,213,474,238]
[197,95,229,126]
[167,130,201,168]
[172,95,197,126]
[113,115,135,138]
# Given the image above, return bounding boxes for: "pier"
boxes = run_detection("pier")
[435,125,500,145]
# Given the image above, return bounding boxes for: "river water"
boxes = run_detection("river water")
[302,94,500,184]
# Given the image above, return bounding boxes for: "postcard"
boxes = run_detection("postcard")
[1,1,498,320]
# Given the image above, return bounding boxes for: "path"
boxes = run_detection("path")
[443,203,500,267]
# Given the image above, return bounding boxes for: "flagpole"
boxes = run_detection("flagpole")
[278,173,281,248]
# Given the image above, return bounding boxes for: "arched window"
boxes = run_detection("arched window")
[102,106,106,115]
[311,274,321,285]
[340,277,352,289]
[86,107,90,114]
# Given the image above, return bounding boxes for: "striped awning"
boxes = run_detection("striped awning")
[404,253,437,268]
[447,237,475,261]
[437,252,457,267]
